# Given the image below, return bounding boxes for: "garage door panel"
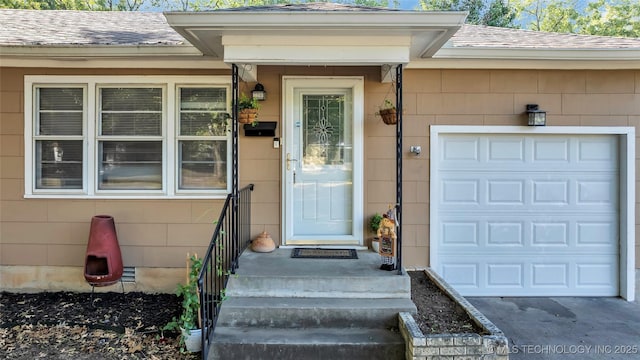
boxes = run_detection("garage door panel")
[439,215,617,252]
[441,136,617,172]
[533,138,570,161]
[577,262,618,288]
[488,138,524,161]
[577,180,617,204]
[577,222,616,245]
[487,222,523,245]
[439,174,617,210]
[487,264,523,287]
[488,180,524,203]
[442,222,478,245]
[532,180,569,204]
[532,263,569,287]
[438,255,618,296]
[443,137,479,161]
[442,180,478,204]
[435,134,619,296]
[577,138,618,163]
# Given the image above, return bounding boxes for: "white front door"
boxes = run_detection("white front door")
[283,77,363,246]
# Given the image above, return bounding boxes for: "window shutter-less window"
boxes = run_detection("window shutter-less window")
[35,87,84,190]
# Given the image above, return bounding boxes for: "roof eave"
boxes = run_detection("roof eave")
[163,10,468,28]
[163,11,468,63]
[409,47,640,69]
[434,47,640,61]
[0,44,230,69]
[0,44,202,57]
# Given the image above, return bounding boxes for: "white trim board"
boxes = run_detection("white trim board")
[429,125,635,301]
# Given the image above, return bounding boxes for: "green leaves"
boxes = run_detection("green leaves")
[578,0,640,37]
[164,254,202,343]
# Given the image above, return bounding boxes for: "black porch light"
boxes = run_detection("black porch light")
[526,104,546,126]
[251,83,266,101]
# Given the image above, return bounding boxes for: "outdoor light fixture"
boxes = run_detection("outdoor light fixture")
[526,104,546,126]
[252,83,266,101]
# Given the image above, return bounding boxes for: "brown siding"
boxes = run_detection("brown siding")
[0,67,228,269]
[1,67,639,274]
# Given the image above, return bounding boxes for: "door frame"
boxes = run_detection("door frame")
[430,125,636,300]
[281,76,364,247]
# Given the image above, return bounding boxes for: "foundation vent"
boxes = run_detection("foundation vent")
[122,266,136,283]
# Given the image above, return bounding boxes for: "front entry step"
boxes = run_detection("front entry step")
[217,296,416,329]
[208,250,415,360]
[210,327,405,360]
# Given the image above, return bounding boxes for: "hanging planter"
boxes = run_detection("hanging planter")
[377,99,397,125]
[238,93,259,125]
[238,108,258,124]
[379,107,397,125]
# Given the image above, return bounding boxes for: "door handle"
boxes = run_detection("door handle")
[286,153,298,171]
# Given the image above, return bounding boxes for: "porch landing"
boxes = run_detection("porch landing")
[209,249,416,360]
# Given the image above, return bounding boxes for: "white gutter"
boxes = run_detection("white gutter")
[0,44,202,57]
[406,58,640,70]
[434,47,640,61]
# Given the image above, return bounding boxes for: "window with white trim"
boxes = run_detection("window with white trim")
[25,76,231,198]
[34,86,85,190]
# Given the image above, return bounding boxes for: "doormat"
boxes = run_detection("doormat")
[291,248,358,259]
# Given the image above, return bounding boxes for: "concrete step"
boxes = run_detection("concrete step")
[217,296,417,329]
[209,326,405,360]
[225,274,411,299]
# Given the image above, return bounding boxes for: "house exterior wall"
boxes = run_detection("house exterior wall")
[1,66,639,293]
[0,67,230,292]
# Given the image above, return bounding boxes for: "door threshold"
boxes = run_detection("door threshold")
[279,245,368,250]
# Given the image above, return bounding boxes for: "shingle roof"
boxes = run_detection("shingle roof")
[452,25,640,49]
[0,9,184,46]
[0,8,639,50]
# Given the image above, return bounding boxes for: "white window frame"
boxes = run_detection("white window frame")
[175,85,232,195]
[30,84,88,195]
[25,75,232,199]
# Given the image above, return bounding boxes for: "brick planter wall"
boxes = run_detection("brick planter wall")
[399,268,509,360]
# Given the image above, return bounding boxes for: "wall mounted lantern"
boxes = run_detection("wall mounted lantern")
[252,83,266,101]
[526,104,546,126]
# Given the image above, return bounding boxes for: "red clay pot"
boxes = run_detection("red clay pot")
[84,215,123,286]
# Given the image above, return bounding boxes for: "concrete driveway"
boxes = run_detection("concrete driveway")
[467,297,640,360]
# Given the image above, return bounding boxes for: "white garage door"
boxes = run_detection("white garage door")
[434,134,619,296]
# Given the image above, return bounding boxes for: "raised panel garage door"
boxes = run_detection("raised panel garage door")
[434,134,619,296]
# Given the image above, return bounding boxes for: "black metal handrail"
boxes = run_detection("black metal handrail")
[198,184,254,360]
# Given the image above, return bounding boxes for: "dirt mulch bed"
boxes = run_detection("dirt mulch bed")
[408,270,485,335]
[1,272,483,359]
[0,291,197,360]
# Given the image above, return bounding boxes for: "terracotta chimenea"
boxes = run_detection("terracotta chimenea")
[84,215,124,289]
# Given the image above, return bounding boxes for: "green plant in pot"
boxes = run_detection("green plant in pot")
[238,93,259,125]
[164,253,203,353]
[369,213,383,252]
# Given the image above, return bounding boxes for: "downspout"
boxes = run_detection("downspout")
[396,64,403,275]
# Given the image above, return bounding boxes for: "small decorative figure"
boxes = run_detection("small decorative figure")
[376,207,397,271]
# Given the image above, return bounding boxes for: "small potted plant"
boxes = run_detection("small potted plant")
[238,93,259,125]
[377,99,396,125]
[369,213,383,252]
[164,253,203,353]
